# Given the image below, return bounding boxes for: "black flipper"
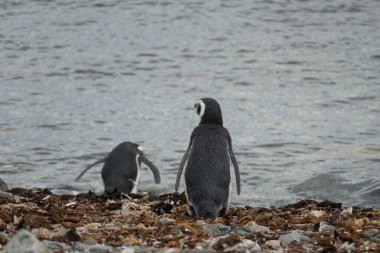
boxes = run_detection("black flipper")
[175,134,194,192]
[140,153,161,184]
[75,157,107,181]
[228,137,241,195]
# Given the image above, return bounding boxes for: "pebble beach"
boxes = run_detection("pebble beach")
[1,187,379,252]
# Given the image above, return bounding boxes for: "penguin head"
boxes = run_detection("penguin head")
[117,142,142,156]
[194,97,223,125]
[188,201,225,218]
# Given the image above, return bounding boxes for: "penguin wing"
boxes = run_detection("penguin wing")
[140,153,161,184]
[228,136,241,195]
[75,156,107,181]
[175,134,194,192]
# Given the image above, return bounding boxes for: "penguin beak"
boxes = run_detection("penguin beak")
[194,102,200,110]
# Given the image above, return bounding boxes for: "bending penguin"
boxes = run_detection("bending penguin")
[76,142,161,194]
[175,98,241,218]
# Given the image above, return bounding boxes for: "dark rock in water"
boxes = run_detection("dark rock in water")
[2,229,52,253]
[291,173,378,206]
[0,177,8,191]
[317,200,342,209]
[284,200,318,210]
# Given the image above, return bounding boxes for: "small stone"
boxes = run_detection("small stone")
[279,230,311,245]
[72,241,87,252]
[265,240,281,250]
[65,228,82,241]
[196,221,231,237]
[85,244,114,253]
[163,234,174,241]
[32,228,52,240]
[181,249,215,253]
[243,221,272,234]
[42,240,72,252]
[157,248,177,253]
[120,247,135,253]
[310,210,326,218]
[51,227,67,238]
[338,242,356,252]
[83,239,98,245]
[364,229,380,241]
[226,239,261,252]
[318,222,337,233]
[364,228,379,238]
[135,223,147,230]
[77,223,103,233]
[159,218,176,224]
[0,190,13,198]
[2,229,52,253]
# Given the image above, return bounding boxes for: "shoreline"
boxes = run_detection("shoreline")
[0,188,379,252]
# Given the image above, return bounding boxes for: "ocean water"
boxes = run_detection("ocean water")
[1,0,379,208]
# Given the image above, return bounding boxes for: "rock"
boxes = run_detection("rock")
[32,228,52,240]
[2,229,52,253]
[242,221,272,234]
[65,227,82,241]
[196,221,231,237]
[42,240,72,252]
[265,240,282,250]
[159,218,176,224]
[181,249,215,253]
[84,244,114,253]
[226,239,261,252]
[83,239,98,245]
[77,223,103,233]
[156,249,177,253]
[0,178,8,191]
[318,222,337,233]
[120,248,134,253]
[72,241,114,252]
[51,227,67,238]
[0,190,13,198]
[364,228,379,238]
[338,241,356,252]
[120,247,135,253]
[364,228,380,241]
[72,241,88,252]
[279,230,311,245]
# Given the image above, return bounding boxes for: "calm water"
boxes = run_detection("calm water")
[1,0,379,208]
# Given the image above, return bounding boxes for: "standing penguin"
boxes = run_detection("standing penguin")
[175,98,241,218]
[76,142,161,194]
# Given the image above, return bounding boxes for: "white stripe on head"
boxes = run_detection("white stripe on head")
[199,100,206,118]
[137,145,143,151]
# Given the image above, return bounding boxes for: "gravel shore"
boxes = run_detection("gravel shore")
[0,188,379,252]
